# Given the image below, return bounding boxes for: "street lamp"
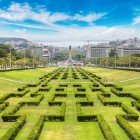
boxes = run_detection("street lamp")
[129,56,131,68]
[115,54,116,68]
[23,48,26,68]
[9,48,12,69]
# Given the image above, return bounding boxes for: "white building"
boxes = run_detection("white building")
[29,45,55,59]
[84,45,111,59]
[117,47,140,57]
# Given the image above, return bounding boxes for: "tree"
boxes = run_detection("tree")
[72,53,85,61]
[109,49,118,58]
[53,51,68,62]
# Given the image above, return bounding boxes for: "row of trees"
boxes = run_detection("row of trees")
[52,50,85,63]
[90,49,140,68]
[0,44,47,69]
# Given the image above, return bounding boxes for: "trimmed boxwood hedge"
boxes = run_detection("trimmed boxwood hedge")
[116,115,140,140]
[110,87,131,97]
[90,87,101,92]
[20,94,44,106]
[73,84,81,87]
[2,104,22,118]
[77,115,97,122]
[78,102,94,106]
[48,101,62,106]
[55,88,64,91]
[112,84,123,91]
[97,94,121,106]
[11,89,30,97]
[0,102,9,112]
[60,102,66,116]
[1,116,26,140]
[55,93,67,97]
[27,81,41,87]
[97,114,117,140]
[77,88,86,92]
[39,85,51,91]
[17,84,28,91]
[75,93,86,98]
[0,93,11,101]
[27,115,45,140]
[121,104,139,121]
[99,80,113,87]
[59,84,68,87]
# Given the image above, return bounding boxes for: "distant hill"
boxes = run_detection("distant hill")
[0,37,33,49]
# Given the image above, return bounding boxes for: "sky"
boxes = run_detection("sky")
[0,0,140,47]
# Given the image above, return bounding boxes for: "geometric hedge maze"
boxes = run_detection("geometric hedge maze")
[0,67,139,140]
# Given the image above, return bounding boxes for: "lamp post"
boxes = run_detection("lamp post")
[129,56,131,68]
[24,48,26,68]
[115,54,116,68]
[9,48,12,69]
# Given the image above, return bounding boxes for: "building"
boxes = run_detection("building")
[29,44,56,60]
[117,47,140,57]
[30,45,43,58]
[84,45,111,59]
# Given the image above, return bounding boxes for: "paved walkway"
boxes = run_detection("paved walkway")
[0,77,26,83]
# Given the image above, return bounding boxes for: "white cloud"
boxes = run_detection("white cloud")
[0,2,105,25]
[1,23,140,47]
[0,2,140,47]
[133,16,140,24]
[73,12,106,23]
[14,28,27,34]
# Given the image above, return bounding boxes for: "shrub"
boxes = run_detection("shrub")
[17,84,28,91]
[77,115,97,122]
[27,81,41,87]
[39,86,51,91]
[112,84,123,91]
[0,94,11,101]
[1,116,26,140]
[99,80,113,87]
[55,88,64,91]
[121,104,139,121]
[0,102,9,112]
[76,103,82,116]
[11,89,30,97]
[116,115,140,140]
[110,87,131,97]
[77,88,86,92]
[75,93,86,97]
[48,102,62,106]
[60,102,66,116]
[27,115,45,140]
[73,84,81,87]
[97,114,117,140]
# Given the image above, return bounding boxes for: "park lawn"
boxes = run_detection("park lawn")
[0,67,57,82]
[0,67,57,94]
[121,78,140,95]
[39,122,104,140]
[0,67,139,140]
[0,79,21,94]
[83,67,140,95]
[83,67,140,82]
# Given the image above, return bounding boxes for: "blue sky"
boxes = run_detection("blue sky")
[0,0,140,46]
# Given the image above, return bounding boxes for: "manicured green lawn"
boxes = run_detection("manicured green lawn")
[0,67,57,94]
[83,67,140,95]
[0,67,139,140]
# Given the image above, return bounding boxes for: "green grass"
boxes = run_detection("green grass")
[0,67,139,140]
[83,67,140,95]
[0,67,57,94]
[0,67,57,82]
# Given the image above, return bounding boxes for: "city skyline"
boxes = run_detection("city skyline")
[0,0,140,46]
